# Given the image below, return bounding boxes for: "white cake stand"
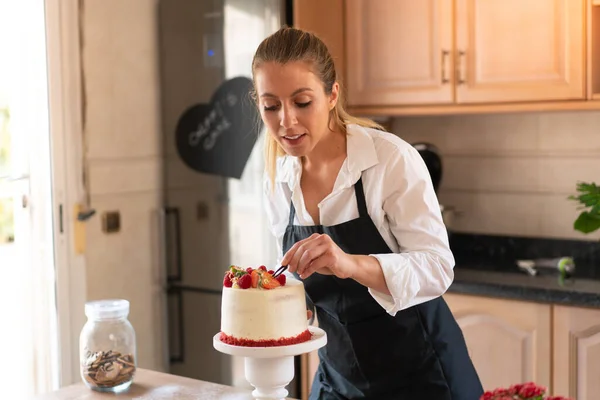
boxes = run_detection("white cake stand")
[213,326,327,400]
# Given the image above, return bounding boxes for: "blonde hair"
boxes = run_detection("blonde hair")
[251,27,385,186]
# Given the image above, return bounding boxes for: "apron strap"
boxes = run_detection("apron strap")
[288,198,297,226]
[354,177,369,218]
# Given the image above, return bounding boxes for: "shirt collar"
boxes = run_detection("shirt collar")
[275,124,379,188]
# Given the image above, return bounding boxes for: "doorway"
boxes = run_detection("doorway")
[0,0,61,395]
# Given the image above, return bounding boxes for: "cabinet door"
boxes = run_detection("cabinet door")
[345,0,454,106]
[455,0,585,103]
[444,293,552,392]
[294,0,345,82]
[553,305,600,399]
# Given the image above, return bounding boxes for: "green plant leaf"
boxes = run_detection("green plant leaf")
[573,211,600,234]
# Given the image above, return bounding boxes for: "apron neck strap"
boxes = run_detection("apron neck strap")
[288,197,297,226]
[354,177,369,218]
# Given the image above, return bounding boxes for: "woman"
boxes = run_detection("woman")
[253,27,483,400]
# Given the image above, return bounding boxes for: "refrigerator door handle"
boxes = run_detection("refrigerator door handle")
[164,206,183,282]
[157,208,168,289]
[168,287,185,363]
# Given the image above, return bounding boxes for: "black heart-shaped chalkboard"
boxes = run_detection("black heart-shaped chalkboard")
[175,76,263,179]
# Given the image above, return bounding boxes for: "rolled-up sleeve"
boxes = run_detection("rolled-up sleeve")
[368,146,455,316]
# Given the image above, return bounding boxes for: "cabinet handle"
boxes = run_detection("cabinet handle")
[441,50,450,84]
[456,51,466,84]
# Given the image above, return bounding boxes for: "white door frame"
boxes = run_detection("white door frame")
[44,0,88,387]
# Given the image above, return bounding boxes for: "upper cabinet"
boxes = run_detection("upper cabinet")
[296,0,600,115]
[345,0,454,105]
[455,0,584,103]
[345,0,584,106]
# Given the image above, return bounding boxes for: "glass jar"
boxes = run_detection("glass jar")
[79,299,137,393]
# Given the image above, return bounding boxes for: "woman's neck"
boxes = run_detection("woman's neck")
[302,126,347,171]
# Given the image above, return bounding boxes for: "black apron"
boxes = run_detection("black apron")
[283,177,483,400]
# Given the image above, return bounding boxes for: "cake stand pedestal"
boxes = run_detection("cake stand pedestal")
[213,326,327,400]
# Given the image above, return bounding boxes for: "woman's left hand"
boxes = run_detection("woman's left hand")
[282,233,357,279]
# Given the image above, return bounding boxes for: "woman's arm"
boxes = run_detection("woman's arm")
[366,145,455,315]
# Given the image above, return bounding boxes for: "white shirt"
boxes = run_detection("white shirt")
[262,124,455,316]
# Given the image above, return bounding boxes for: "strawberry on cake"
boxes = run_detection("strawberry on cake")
[219,265,312,347]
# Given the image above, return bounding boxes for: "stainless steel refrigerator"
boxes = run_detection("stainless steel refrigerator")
[157,0,300,396]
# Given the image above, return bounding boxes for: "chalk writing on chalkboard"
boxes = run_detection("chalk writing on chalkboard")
[175,77,262,179]
[188,94,236,150]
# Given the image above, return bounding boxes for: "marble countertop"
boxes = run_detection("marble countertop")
[448,267,600,307]
[31,368,296,400]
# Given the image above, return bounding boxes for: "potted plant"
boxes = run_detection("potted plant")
[570,181,600,235]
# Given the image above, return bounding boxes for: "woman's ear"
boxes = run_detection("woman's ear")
[329,81,340,110]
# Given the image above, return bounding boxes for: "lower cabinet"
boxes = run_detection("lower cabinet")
[553,305,600,399]
[443,293,552,391]
[300,294,600,400]
[445,293,600,399]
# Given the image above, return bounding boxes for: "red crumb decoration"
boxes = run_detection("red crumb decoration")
[258,265,267,271]
[246,267,253,273]
[219,329,312,347]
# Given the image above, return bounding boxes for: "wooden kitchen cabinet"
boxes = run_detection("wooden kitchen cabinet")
[552,305,600,400]
[345,0,454,106]
[345,0,584,106]
[295,0,594,114]
[455,0,585,103]
[443,293,552,392]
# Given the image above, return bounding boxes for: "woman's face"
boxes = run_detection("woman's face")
[254,61,339,158]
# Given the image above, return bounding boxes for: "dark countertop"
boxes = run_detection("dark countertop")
[447,268,600,308]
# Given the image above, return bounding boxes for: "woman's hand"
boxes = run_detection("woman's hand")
[282,233,357,279]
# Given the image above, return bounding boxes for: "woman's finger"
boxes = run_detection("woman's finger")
[297,243,330,276]
[286,234,321,272]
[282,233,320,272]
[300,252,336,279]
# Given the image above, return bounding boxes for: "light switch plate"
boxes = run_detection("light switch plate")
[102,211,120,233]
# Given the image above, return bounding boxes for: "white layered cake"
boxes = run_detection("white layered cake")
[219,266,311,347]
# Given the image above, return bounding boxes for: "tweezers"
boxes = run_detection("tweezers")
[272,265,287,278]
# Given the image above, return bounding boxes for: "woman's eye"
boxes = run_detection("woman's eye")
[263,104,279,112]
[296,101,312,108]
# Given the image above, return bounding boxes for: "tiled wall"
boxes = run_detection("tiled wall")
[81,0,165,371]
[392,111,600,241]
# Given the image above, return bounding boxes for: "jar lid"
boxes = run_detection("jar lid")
[85,299,130,320]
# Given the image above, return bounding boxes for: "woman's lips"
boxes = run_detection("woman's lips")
[282,133,306,146]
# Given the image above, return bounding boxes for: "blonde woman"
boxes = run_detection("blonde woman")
[254,27,483,400]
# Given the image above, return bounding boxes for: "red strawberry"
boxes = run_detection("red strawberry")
[238,274,252,289]
[260,271,281,290]
[276,274,286,286]
[246,267,253,273]
[251,270,259,288]
[258,265,267,271]
[267,269,274,275]
[223,272,233,288]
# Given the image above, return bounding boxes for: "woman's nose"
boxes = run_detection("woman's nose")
[280,107,297,129]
